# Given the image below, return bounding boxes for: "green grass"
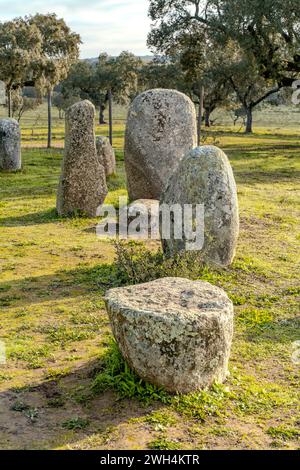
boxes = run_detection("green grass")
[0,118,299,450]
[62,417,90,431]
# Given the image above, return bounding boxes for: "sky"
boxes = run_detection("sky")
[0,0,152,58]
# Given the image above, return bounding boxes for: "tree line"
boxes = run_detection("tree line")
[1,3,300,146]
[0,13,80,147]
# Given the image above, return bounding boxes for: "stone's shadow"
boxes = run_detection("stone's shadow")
[0,263,121,308]
[0,356,161,450]
[0,208,59,227]
[234,168,300,185]
[243,316,300,344]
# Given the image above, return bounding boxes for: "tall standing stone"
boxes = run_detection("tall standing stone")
[125,89,197,201]
[57,100,108,217]
[160,146,239,266]
[96,136,116,177]
[0,119,21,171]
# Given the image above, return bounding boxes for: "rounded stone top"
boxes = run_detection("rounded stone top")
[96,136,110,144]
[67,100,95,120]
[105,277,233,322]
[181,145,231,169]
[0,118,19,126]
[0,118,21,144]
[129,88,195,114]
[0,118,20,134]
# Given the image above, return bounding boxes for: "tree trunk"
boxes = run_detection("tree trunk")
[47,90,52,149]
[197,85,204,146]
[7,88,12,118]
[99,104,106,124]
[205,109,211,127]
[108,89,113,146]
[245,107,253,133]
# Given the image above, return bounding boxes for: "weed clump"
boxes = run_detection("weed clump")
[114,241,214,285]
[92,340,170,404]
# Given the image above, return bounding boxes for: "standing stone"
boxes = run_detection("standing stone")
[57,100,108,217]
[96,136,116,177]
[105,277,234,393]
[0,119,21,171]
[160,146,239,266]
[125,89,197,201]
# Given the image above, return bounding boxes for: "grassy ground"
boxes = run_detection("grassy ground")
[0,112,299,449]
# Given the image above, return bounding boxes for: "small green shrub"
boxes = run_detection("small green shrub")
[267,425,300,441]
[62,417,90,430]
[148,437,181,450]
[114,241,210,285]
[92,339,170,404]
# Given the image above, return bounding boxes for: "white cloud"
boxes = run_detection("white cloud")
[0,0,152,57]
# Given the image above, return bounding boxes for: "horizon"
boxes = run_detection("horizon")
[0,0,152,58]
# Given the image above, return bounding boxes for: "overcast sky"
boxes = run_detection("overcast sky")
[0,0,152,58]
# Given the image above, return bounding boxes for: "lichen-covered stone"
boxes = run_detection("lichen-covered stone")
[105,277,234,393]
[125,89,197,201]
[96,136,116,177]
[57,100,108,217]
[160,146,239,266]
[0,119,21,171]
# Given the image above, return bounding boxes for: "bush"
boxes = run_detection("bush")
[92,339,170,404]
[114,240,209,285]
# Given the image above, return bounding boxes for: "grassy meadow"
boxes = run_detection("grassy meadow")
[0,101,299,450]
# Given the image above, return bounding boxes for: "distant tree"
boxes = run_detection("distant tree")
[95,52,143,138]
[178,32,232,128]
[0,18,42,117]
[52,92,80,119]
[140,58,187,91]
[11,89,42,122]
[28,13,81,148]
[60,61,97,113]
[62,52,142,144]
[148,2,287,133]
[224,52,280,133]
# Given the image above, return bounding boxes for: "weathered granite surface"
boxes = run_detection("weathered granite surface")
[105,277,234,393]
[125,89,197,201]
[96,136,116,177]
[57,100,107,217]
[0,119,21,171]
[160,146,239,266]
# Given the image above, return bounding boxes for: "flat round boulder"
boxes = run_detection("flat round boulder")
[105,277,234,393]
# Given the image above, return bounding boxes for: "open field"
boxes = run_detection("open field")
[0,110,299,449]
[1,101,300,148]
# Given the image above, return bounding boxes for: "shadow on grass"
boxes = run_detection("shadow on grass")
[243,316,300,344]
[0,208,59,227]
[0,262,121,308]
[234,168,300,184]
[0,355,160,450]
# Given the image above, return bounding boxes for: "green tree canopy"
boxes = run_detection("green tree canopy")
[148,0,300,86]
[0,18,42,116]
